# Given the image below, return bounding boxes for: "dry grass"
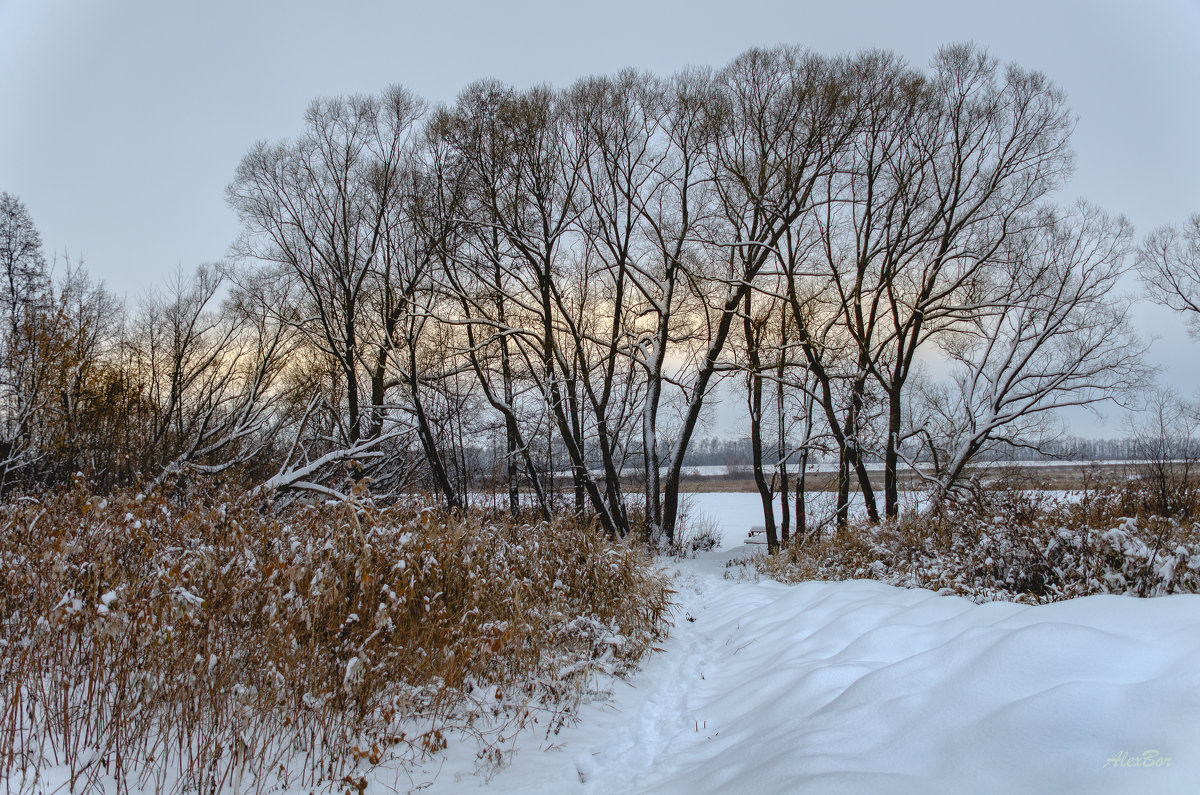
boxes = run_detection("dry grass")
[0,481,672,793]
[750,484,1200,604]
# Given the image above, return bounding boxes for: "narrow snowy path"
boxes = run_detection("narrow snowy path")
[405,492,1200,793]
[413,538,1200,794]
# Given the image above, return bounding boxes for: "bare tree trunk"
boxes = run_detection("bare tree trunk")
[661,283,751,544]
[776,305,791,546]
[406,339,460,509]
[884,387,902,520]
[744,292,778,553]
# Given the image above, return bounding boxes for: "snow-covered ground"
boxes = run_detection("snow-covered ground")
[406,493,1200,794]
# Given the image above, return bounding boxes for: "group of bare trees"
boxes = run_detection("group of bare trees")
[0,194,294,492]
[1,43,1167,549]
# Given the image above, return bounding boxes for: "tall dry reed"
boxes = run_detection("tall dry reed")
[0,481,671,792]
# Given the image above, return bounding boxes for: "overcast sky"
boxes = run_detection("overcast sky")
[2,0,1199,434]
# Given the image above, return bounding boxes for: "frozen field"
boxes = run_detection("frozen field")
[409,493,1200,794]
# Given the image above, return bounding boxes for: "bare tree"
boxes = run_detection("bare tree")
[227,86,425,445]
[372,139,466,507]
[1125,387,1200,518]
[623,67,718,542]
[808,46,1077,521]
[656,46,855,546]
[910,203,1145,513]
[0,193,49,329]
[39,261,124,484]
[227,87,466,503]
[1139,213,1200,335]
[131,265,296,486]
[741,288,782,551]
[0,194,52,488]
[562,69,667,538]
[440,81,637,534]
[428,84,555,518]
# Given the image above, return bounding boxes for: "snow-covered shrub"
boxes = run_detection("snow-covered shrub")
[687,527,721,555]
[753,487,1200,604]
[0,482,671,793]
[670,511,722,559]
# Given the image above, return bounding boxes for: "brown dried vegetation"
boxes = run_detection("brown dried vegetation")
[0,482,672,792]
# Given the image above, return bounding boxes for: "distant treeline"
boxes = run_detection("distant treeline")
[681,436,1199,467]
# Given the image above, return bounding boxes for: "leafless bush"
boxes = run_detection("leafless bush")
[752,486,1200,603]
[0,482,671,792]
[667,499,722,559]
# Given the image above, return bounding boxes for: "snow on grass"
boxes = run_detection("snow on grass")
[0,491,671,794]
[417,494,1200,793]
